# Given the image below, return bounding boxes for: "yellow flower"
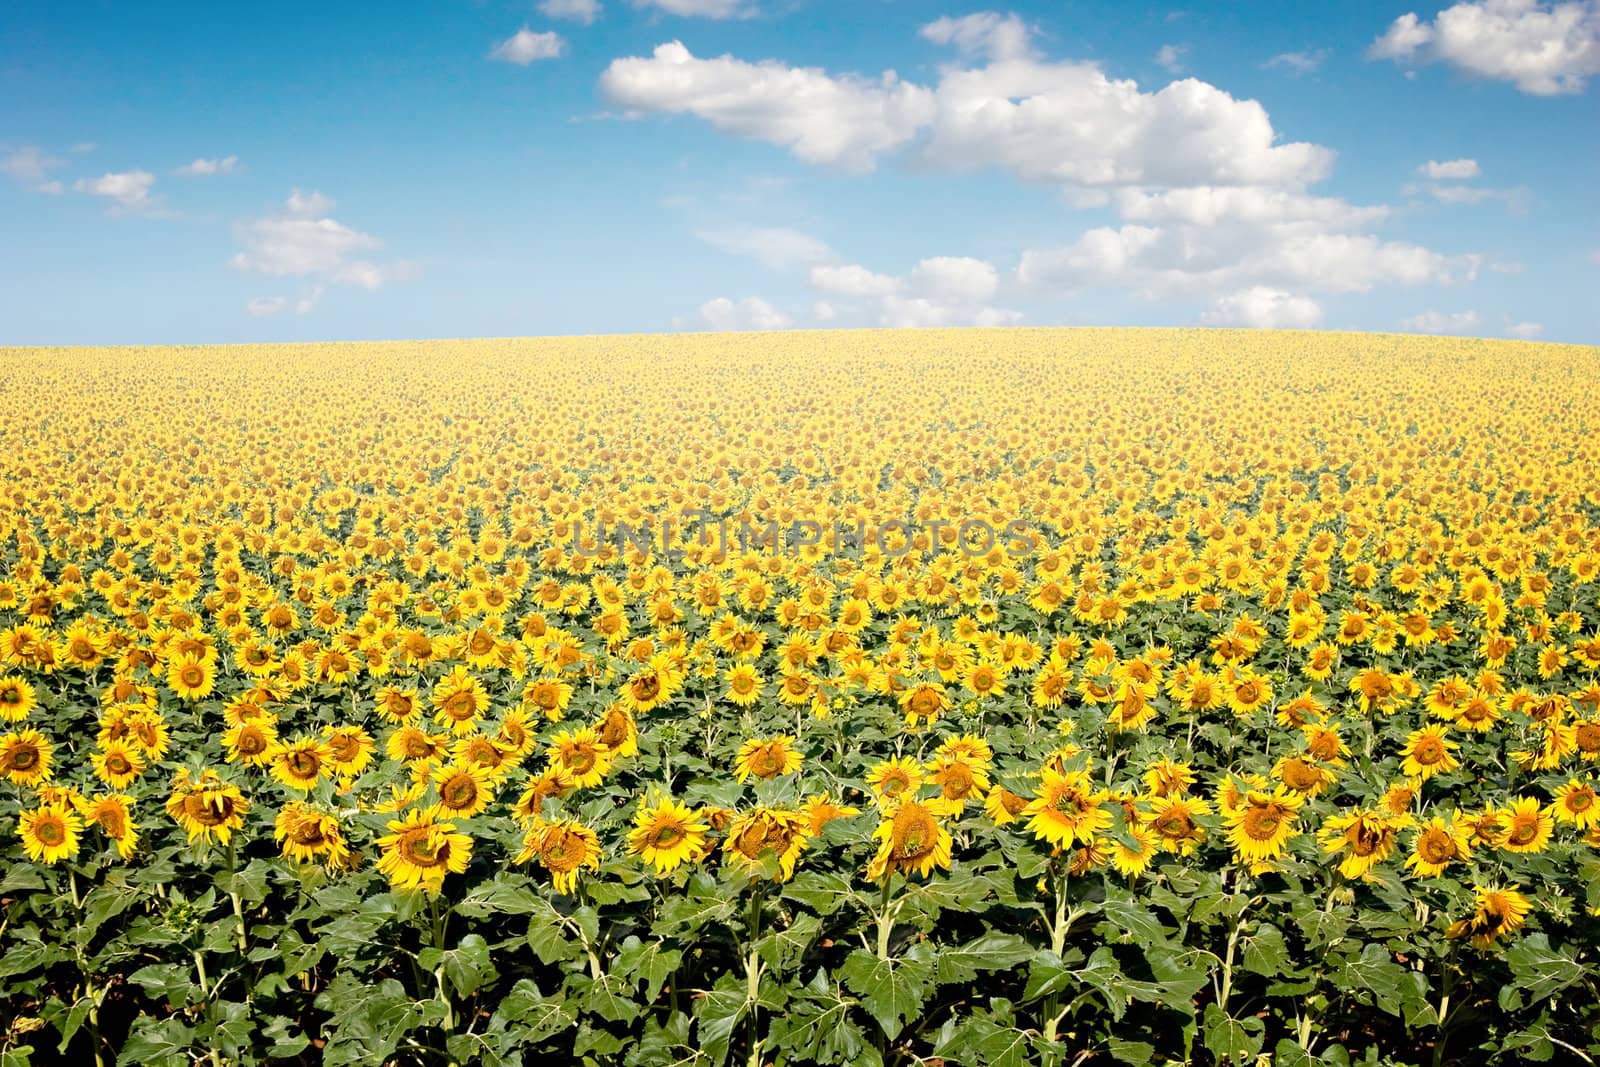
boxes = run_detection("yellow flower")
[269,737,332,792]
[92,741,147,789]
[274,801,350,867]
[20,804,82,864]
[0,728,53,786]
[867,797,957,882]
[1446,886,1532,949]
[627,797,709,876]
[1498,796,1554,854]
[77,794,139,861]
[516,818,602,894]
[376,807,473,894]
[164,769,250,846]
[1111,824,1158,878]
[1223,788,1303,868]
[1404,815,1472,877]
[1317,809,1409,879]
[723,807,809,882]
[0,675,37,722]
[433,762,495,819]
[1550,779,1599,830]
[1399,725,1460,781]
[733,736,803,783]
[1022,768,1112,851]
[546,728,614,789]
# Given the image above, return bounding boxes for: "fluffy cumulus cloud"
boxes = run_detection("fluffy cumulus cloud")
[695,225,832,270]
[1398,309,1485,332]
[176,155,239,176]
[684,296,792,330]
[1,146,66,194]
[1201,287,1324,329]
[231,190,415,315]
[489,28,566,65]
[810,255,1021,327]
[539,0,601,24]
[635,0,754,19]
[1419,157,1480,178]
[600,20,1332,186]
[1506,320,1545,337]
[73,170,161,213]
[1369,0,1600,95]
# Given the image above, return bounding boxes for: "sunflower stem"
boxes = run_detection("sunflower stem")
[227,837,247,953]
[875,878,897,960]
[745,881,766,1067]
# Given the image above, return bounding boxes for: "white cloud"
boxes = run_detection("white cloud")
[1,146,66,193]
[636,0,754,18]
[1419,157,1480,178]
[1201,287,1324,328]
[687,296,792,330]
[696,225,832,270]
[1398,309,1484,332]
[1506,320,1544,337]
[176,155,239,176]
[909,256,999,304]
[230,191,415,312]
[812,301,837,321]
[921,13,1035,61]
[1266,50,1329,73]
[245,297,288,318]
[600,30,1333,187]
[1412,181,1528,208]
[1369,0,1600,95]
[73,170,160,213]
[489,28,566,65]
[540,0,601,23]
[1156,43,1189,72]
[810,263,904,297]
[1113,186,1389,228]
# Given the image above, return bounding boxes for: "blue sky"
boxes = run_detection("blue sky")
[2,0,1596,344]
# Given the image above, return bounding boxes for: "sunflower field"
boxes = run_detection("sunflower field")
[1,329,1599,1066]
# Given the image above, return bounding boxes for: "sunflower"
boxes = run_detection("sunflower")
[164,769,250,845]
[801,793,860,836]
[983,785,1029,825]
[1446,886,1532,949]
[274,801,350,866]
[0,675,36,722]
[1144,794,1212,856]
[512,767,575,825]
[19,804,82,864]
[1317,810,1408,879]
[733,736,803,783]
[1111,824,1158,878]
[1106,681,1157,732]
[1550,779,1599,830]
[899,682,951,727]
[515,818,602,893]
[593,704,639,758]
[546,728,613,789]
[1498,796,1554,854]
[1399,725,1460,781]
[0,728,53,786]
[867,797,957,882]
[223,720,279,767]
[865,756,925,807]
[1273,755,1336,798]
[1223,788,1303,867]
[270,737,331,792]
[1223,668,1272,718]
[620,655,682,714]
[723,807,809,882]
[76,793,139,860]
[627,797,709,876]
[323,725,375,777]
[166,652,217,701]
[376,806,473,894]
[92,741,146,789]
[963,663,1004,699]
[1022,769,1112,851]
[431,666,490,734]
[386,724,451,766]
[723,664,765,708]
[521,677,575,721]
[1404,815,1473,877]
[422,760,491,818]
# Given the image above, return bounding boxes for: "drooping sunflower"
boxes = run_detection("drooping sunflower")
[164,769,250,845]
[1404,815,1473,877]
[1022,768,1112,851]
[867,796,957,882]
[92,741,147,789]
[1498,796,1554,854]
[1399,725,1460,781]
[733,736,804,783]
[1223,788,1303,867]
[723,807,809,882]
[274,801,351,867]
[515,818,602,893]
[546,727,613,789]
[1141,758,1196,799]
[983,785,1029,826]
[0,675,36,722]
[1317,809,1409,879]
[1144,794,1212,856]
[512,767,574,825]
[627,797,709,876]
[801,793,860,836]
[0,728,53,786]
[76,793,139,860]
[433,762,494,819]
[1446,886,1532,949]
[376,806,473,894]
[593,704,639,758]
[19,803,82,864]
[620,654,683,714]
[269,737,332,792]
[1111,823,1159,878]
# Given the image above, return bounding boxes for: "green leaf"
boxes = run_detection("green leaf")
[614,934,684,1003]
[488,979,577,1043]
[1241,923,1291,976]
[117,1017,193,1067]
[932,931,1035,985]
[1506,934,1586,1000]
[419,933,495,998]
[693,987,749,1067]
[1101,897,1171,947]
[837,949,934,1039]
[1203,1004,1264,1065]
[127,963,196,1006]
[452,875,541,918]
